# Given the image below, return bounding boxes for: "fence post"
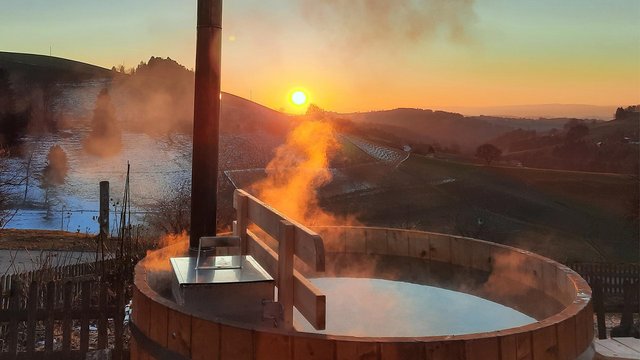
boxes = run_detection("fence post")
[26,281,38,356]
[8,279,21,359]
[98,281,108,349]
[45,281,55,356]
[62,281,72,357]
[80,281,90,355]
[593,279,607,339]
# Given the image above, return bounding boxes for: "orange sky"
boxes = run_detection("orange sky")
[1,0,639,113]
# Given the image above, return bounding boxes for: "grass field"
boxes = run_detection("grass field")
[320,153,639,264]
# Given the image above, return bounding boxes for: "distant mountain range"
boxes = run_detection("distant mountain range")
[442,104,617,121]
[2,51,632,153]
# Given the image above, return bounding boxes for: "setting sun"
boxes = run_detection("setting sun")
[291,90,307,106]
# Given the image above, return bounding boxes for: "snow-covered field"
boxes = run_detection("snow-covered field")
[2,81,274,233]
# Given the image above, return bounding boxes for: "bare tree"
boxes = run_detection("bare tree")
[145,180,191,235]
[0,148,22,229]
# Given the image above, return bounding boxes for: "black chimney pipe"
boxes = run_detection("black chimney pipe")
[190,0,222,249]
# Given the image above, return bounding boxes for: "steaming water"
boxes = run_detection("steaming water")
[294,277,535,337]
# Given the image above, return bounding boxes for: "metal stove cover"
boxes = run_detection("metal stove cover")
[171,255,273,286]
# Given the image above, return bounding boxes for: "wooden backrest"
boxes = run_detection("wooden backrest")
[233,189,325,272]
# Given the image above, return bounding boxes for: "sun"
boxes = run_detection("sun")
[291,90,308,106]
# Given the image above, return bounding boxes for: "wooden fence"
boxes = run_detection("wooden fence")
[569,263,640,312]
[0,260,131,359]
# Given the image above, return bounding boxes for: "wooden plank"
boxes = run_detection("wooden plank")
[408,232,430,259]
[465,337,499,360]
[424,341,465,360]
[594,339,640,360]
[191,317,220,360]
[364,228,388,255]
[344,227,366,254]
[380,342,424,360]
[62,281,72,358]
[387,230,409,257]
[293,270,326,331]
[293,337,334,360]
[532,324,558,360]
[98,282,108,349]
[428,234,451,263]
[613,338,640,352]
[239,189,325,271]
[147,296,169,347]
[220,325,253,360]
[498,335,520,360]
[234,191,249,255]
[26,281,38,357]
[450,237,472,268]
[247,232,326,330]
[516,332,533,360]
[254,332,291,360]
[167,308,192,357]
[8,279,20,358]
[80,281,90,354]
[336,341,377,360]
[278,221,295,330]
[45,281,55,356]
[556,317,577,360]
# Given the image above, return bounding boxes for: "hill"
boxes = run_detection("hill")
[340,108,570,152]
[443,103,616,120]
[0,51,114,84]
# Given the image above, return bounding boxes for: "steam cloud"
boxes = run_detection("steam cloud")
[299,0,476,46]
[252,116,343,226]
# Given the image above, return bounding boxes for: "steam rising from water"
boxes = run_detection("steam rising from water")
[252,117,341,225]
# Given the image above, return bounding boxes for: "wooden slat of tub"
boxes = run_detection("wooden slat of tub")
[336,341,377,360]
[345,228,366,254]
[380,342,424,360]
[532,324,558,360]
[254,332,291,360]
[464,337,499,360]
[428,234,451,263]
[247,231,326,330]
[220,325,253,360]
[134,287,150,338]
[450,236,472,268]
[191,317,220,360]
[408,232,430,259]
[425,341,465,360]
[148,299,168,348]
[500,335,518,360]
[387,230,409,257]
[364,228,388,255]
[557,316,578,360]
[470,240,496,273]
[516,332,533,360]
[167,308,192,358]
[293,336,334,360]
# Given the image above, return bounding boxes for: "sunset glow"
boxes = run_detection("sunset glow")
[1,0,638,113]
